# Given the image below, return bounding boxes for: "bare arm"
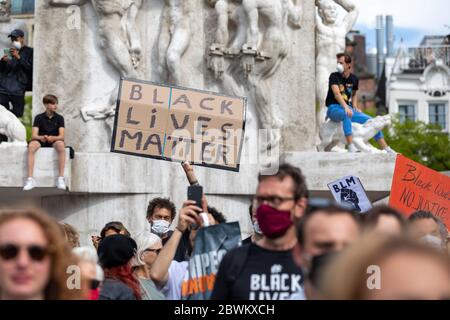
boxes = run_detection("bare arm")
[352,91,360,111]
[242,1,259,48]
[150,201,201,287]
[150,228,182,286]
[31,127,45,142]
[334,0,359,33]
[214,0,230,46]
[332,84,353,116]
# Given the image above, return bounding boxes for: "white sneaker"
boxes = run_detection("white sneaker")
[384,146,397,154]
[23,177,36,191]
[347,143,359,153]
[56,177,67,191]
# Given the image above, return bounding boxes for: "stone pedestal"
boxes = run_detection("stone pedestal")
[0,149,396,245]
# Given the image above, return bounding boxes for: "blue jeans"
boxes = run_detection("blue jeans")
[326,104,384,141]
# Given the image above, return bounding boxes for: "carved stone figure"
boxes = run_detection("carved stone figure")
[318,114,392,153]
[240,0,302,150]
[0,0,11,22]
[49,0,144,120]
[158,0,194,85]
[0,104,27,146]
[207,0,248,105]
[315,0,358,127]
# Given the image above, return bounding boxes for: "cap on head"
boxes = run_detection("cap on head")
[97,234,137,269]
[8,29,24,38]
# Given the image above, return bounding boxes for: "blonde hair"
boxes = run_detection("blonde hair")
[321,233,450,300]
[72,246,98,264]
[0,209,86,300]
[132,232,162,267]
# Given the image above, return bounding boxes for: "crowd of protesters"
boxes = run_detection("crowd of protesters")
[0,161,449,301]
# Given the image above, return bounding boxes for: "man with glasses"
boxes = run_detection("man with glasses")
[211,163,308,300]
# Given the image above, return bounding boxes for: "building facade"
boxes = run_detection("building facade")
[386,36,450,132]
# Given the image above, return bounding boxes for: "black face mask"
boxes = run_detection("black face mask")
[90,280,101,290]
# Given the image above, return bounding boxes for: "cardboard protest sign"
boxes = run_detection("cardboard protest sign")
[111,78,247,171]
[181,222,241,300]
[390,155,450,228]
[328,175,372,213]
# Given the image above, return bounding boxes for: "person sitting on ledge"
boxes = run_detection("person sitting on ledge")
[325,52,395,154]
[23,94,67,191]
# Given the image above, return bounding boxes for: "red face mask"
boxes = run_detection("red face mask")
[256,204,293,239]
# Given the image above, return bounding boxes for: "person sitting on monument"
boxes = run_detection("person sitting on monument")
[23,94,67,191]
[325,53,395,153]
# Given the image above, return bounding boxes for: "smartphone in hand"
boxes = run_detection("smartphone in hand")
[188,185,203,209]
[188,185,203,229]
[3,48,12,60]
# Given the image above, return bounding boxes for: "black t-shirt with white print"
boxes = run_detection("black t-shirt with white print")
[211,243,303,300]
[325,72,359,107]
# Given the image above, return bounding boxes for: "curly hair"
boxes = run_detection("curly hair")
[0,208,85,300]
[146,197,177,221]
[59,223,80,248]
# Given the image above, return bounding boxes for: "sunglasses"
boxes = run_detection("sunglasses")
[306,198,355,214]
[0,244,49,262]
[144,248,161,254]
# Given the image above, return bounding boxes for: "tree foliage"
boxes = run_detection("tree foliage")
[384,117,450,172]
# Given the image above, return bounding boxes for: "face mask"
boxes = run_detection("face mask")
[420,234,444,250]
[253,221,262,235]
[336,63,344,73]
[12,41,21,50]
[256,204,293,239]
[151,219,170,237]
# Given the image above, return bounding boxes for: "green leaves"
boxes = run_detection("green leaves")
[385,116,450,171]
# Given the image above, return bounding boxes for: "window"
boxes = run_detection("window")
[398,103,416,123]
[11,0,35,15]
[428,103,447,130]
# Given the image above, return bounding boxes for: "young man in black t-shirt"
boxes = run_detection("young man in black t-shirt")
[325,53,395,153]
[211,164,307,300]
[23,94,67,191]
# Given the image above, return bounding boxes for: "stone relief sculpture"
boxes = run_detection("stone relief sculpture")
[208,0,303,150]
[207,0,247,96]
[241,0,302,150]
[158,0,194,85]
[315,0,358,127]
[49,0,144,121]
[0,0,11,22]
[0,104,27,146]
[318,115,392,153]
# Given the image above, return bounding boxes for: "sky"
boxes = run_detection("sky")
[341,0,450,50]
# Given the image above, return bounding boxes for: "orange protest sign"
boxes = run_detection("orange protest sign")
[389,155,450,228]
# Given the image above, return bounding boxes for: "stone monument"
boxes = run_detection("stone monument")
[0,0,396,244]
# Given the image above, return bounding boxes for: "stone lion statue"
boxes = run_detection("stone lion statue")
[318,114,392,153]
[0,104,27,146]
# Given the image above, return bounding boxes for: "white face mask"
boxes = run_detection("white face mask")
[336,63,345,73]
[151,219,170,236]
[420,234,444,250]
[253,221,262,235]
[12,41,21,50]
